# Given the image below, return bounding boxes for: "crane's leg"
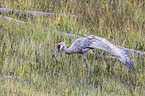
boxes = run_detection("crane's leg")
[82,54,88,81]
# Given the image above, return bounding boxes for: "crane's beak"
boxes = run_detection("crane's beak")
[56,48,60,57]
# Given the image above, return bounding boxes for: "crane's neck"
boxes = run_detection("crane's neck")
[63,45,73,54]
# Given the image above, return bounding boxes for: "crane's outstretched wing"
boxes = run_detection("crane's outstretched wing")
[117,50,135,72]
[85,34,135,72]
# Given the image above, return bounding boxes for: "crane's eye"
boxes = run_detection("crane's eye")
[57,45,60,49]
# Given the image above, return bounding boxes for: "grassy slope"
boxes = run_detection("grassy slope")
[0,0,145,95]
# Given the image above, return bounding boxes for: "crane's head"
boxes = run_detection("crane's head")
[56,42,66,57]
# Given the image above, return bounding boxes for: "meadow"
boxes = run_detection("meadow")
[0,0,145,95]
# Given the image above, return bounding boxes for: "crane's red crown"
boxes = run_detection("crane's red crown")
[59,40,61,42]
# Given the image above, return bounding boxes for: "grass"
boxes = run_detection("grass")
[0,0,145,95]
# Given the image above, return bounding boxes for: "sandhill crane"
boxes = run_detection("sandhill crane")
[56,34,135,80]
